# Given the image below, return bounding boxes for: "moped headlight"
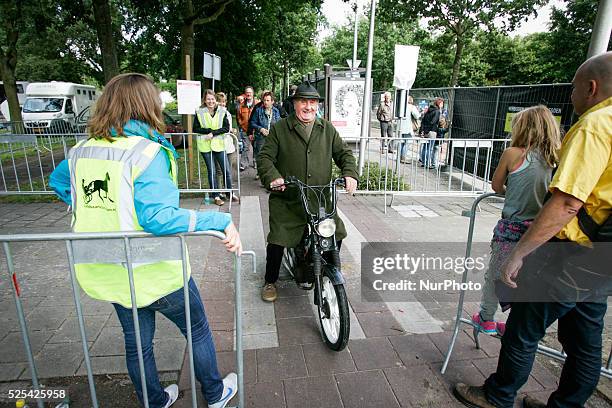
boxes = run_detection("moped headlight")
[317,218,336,238]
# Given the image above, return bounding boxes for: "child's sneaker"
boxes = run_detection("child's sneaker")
[208,372,238,408]
[471,312,497,335]
[496,321,506,337]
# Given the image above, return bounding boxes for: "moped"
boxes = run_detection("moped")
[280,176,350,351]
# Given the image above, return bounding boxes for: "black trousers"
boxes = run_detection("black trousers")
[265,241,343,284]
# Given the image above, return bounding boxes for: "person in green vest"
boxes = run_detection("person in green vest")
[194,89,232,206]
[49,73,240,408]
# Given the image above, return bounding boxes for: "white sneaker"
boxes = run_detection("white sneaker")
[162,384,179,408]
[208,372,238,408]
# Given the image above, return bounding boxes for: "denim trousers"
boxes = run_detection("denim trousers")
[201,151,232,199]
[113,278,224,408]
[238,130,250,168]
[419,139,440,166]
[253,137,265,163]
[397,134,413,159]
[484,301,606,407]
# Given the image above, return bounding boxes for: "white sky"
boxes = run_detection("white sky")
[319,0,567,42]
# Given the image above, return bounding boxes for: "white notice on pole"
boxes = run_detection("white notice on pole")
[203,52,221,81]
[393,45,420,90]
[176,80,201,115]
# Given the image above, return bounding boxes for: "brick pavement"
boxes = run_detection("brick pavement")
[1,169,611,407]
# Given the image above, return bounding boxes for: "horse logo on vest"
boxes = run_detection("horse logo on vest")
[82,172,114,205]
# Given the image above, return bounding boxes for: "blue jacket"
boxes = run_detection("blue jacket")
[249,105,280,140]
[49,120,232,235]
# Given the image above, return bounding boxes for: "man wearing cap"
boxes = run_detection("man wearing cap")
[256,82,359,302]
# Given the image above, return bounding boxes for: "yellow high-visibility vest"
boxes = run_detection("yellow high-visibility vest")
[68,136,192,307]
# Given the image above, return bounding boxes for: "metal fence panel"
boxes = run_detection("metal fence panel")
[1,230,253,408]
[0,132,242,201]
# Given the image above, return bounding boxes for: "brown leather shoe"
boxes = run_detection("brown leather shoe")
[522,395,546,408]
[453,383,497,408]
[261,283,277,302]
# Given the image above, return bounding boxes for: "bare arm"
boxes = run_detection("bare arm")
[491,147,524,194]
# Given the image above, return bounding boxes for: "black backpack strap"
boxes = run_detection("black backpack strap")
[577,206,601,242]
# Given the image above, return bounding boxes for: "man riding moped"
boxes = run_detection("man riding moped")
[256,82,358,303]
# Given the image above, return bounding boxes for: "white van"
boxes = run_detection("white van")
[21,82,97,132]
[0,81,29,122]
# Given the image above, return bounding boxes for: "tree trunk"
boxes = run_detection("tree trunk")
[282,60,289,99]
[92,0,119,83]
[271,71,277,95]
[0,1,22,124]
[449,33,465,87]
[0,56,22,124]
[181,0,196,82]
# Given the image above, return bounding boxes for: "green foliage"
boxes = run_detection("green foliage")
[320,17,430,90]
[332,161,408,192]
[5,0,607,100]
[378,0,549,86]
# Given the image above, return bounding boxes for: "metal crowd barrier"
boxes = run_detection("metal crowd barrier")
[440,193,612,379]
[347,134,511,212]
[1,230,255,408]
[170,132,242,210]
[0,120,81,135]
[0,131,242,205]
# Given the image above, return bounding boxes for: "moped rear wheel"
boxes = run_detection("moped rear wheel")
[318,274,350,351]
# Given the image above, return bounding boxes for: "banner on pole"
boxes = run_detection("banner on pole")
[176,80,201,115]
[392,45,420,90]
[329,77,365,140]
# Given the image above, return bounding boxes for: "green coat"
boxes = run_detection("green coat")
[257,114,359,248]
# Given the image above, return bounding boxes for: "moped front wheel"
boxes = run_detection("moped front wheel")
[318,274,350,351]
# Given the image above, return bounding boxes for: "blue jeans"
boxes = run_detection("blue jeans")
[484,301,606,407]
[397,134,413,159]
[201,151,232,199]
[238,130,249,168]
[253,136,265,162]
[113,278,223,408]
[419,140,439,167]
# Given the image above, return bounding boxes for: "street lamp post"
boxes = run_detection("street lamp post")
[352,2,359,70]
[358,0,377,176]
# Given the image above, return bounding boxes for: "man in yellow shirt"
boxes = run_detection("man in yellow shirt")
[454,51,612,407]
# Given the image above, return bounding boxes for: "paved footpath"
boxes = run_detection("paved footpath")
[0,167,611,407]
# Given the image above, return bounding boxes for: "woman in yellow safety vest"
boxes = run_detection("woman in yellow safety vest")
[194,89,232,206]
[49,73,241,408]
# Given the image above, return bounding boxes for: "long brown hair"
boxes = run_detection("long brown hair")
[88,73,165,141]
[510,105,561,168]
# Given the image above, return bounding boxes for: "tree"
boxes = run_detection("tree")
[542,0,610,82]
[92,0,120,82]
[0,0,24,122]
[179,0,233,80]
[378,0,548,87]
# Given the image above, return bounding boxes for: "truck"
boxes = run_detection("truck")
[0,81,29,123]
[21,82,98,133]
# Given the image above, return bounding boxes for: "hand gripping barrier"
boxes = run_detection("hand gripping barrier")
[1,230,255,408]
[440,192,612,379]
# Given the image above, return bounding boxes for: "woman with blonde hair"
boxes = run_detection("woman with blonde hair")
[49,73,240,408]
[471,105,561,337]
[215,92,239,202]
[194,89,232,206]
